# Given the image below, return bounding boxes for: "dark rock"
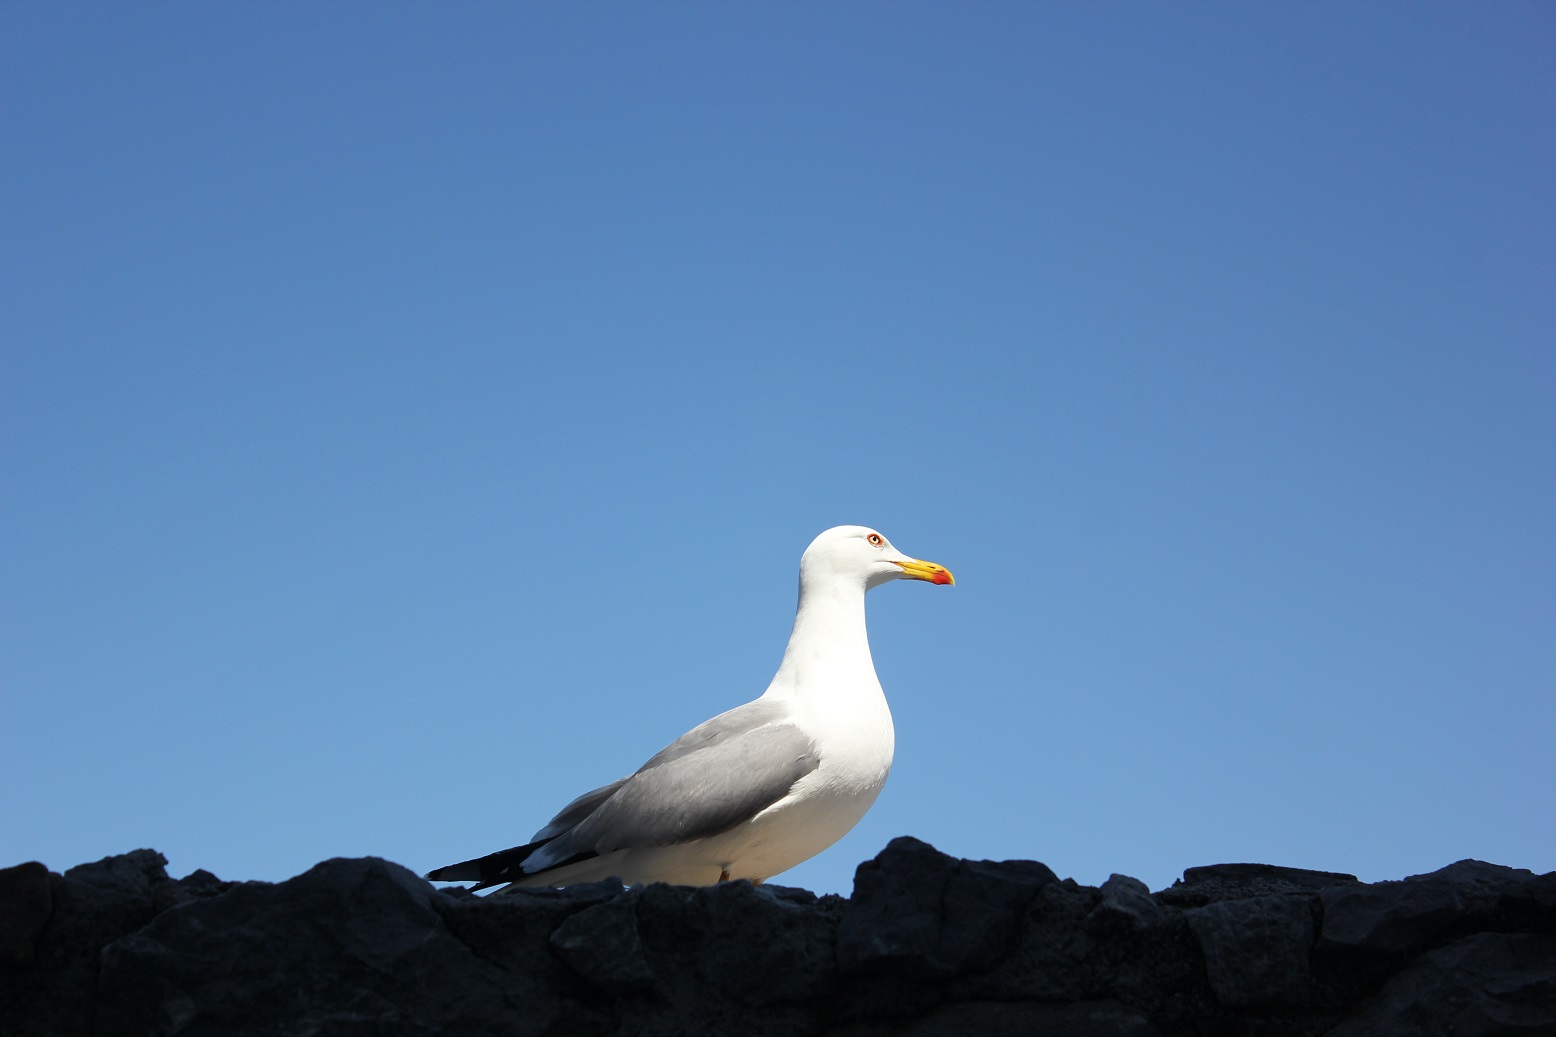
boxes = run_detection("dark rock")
[1091,873,1165,933]
[1507,870,1556,927]
[981,878,1108,1003]
[837,836,1056,981]
[1183,862,1360,891]
[435,877,622,978]
[827,997,1167,1037]
[65,849,178,899]
[1407,857,1534,891]
[4,846,1550,1037]
[97,857,588,1037]
[973,872,1209,1027]
[1187,894,1316,1007]
[1159,863,1359,907]
[177,869,225,894]
[1408,859,1543,928]
[0,861,53,966]
[1325,932,1556,1037]
[1319,877,1463,955]
[550,891,656,995]
[832,837,1058,1022]
[0,849,179,1037]
[1099,910,1212,1026]
[635,879,839,1008]
[1319,860,1555,961]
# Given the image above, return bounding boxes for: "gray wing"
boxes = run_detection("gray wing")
[532,777,631,841]
[524,698,818,872]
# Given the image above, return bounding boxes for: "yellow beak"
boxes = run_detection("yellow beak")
[894,557,955,586]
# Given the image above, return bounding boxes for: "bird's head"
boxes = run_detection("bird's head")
[799,525,955,591]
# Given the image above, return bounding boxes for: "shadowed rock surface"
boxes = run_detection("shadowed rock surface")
[1,839,1551,1036]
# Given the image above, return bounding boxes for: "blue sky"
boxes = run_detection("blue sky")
[3,2,1552,897]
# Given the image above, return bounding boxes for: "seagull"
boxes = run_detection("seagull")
[425,525,954,891]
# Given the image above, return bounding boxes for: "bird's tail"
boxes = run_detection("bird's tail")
[425,839,549,892]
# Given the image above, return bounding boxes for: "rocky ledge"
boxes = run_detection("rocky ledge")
[2,838,1552,1036]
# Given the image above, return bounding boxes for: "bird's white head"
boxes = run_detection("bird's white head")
[799,525,955,592]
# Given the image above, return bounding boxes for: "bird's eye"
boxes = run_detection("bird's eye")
[866,533,884,547]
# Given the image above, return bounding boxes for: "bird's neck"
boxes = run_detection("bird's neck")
[766,578,879,698]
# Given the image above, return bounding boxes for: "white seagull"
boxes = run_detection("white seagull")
[426,525,954,891]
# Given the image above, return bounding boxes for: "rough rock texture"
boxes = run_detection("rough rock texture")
[0,863,52,967]
[2,838,1551,1037]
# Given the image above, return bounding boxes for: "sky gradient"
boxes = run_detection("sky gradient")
[3,2,1553,896]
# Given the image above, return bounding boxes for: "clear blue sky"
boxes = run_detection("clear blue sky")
[3,2,1552,896]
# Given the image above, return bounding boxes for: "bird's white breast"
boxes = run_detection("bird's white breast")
[716,676,895,880]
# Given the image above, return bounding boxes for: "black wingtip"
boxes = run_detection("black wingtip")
[425,839,549,889]
[426,838,603,891]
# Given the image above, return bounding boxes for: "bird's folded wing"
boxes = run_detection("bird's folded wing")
[523,700,820,873]
[532,777,630,841]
